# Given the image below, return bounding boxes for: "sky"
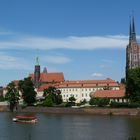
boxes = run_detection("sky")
[0,0,140,86]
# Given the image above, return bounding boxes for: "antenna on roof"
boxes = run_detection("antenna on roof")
[36,56,39,65]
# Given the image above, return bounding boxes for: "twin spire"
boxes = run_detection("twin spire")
[129,15,137,42]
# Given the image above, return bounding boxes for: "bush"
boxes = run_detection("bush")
[43,96,53,107]
[65,102,75,107]
[128,102,140,108]
[97,98,110,107]
[0,96,5,102]
[21,103,28,109]
[110,102,128,108]
[89,98,98,106]
[89,98,110,107]
[80,99,87,105]
[110,101,140,108]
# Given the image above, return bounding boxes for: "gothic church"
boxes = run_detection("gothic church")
[126,16,140,77]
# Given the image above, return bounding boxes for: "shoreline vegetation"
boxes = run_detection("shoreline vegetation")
[0,105,140,116]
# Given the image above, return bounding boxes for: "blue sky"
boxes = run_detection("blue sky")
[0,0,140,86]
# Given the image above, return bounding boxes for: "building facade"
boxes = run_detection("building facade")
[56,79,120,103]
[37,78,120,103]
[126,16,140,77]
[28,58,121,103]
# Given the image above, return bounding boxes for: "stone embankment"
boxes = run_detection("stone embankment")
[1,105,140,116]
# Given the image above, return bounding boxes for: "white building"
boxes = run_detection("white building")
[56,78,120,103]
[38,78,120,103]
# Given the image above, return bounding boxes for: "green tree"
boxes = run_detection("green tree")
[89,97,98,106]
[43,86,63,105]
[89,97,109,107]
[43,95,53,107]
[69,96,76,103]
[126,68,140,103]
[18,77,37,105]
[97,98,110,107]
[67,96,76,106]
[5,82,20,111]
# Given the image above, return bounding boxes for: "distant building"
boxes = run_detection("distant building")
[25,57,122,103]
[126,16,140,77]
[38,78,120,103]
[29,57,65,88]
[91,89,126,103]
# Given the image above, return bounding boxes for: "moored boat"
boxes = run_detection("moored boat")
[13,116,37,123]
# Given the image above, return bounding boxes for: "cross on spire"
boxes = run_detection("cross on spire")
[36,56,39,65]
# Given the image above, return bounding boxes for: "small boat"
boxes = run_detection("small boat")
[13,116,38,123]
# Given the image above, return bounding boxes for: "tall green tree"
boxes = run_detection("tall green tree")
[18,77,37,105]
[43,86,63,105]
[5,82,20,112]
[126,68,140,102]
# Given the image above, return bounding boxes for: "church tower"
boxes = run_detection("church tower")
[34,57,40,88]
[126,16,140,77]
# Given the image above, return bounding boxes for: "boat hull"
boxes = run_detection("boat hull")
[13,116,37,123]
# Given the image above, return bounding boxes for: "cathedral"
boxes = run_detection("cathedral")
[30,57,65,88]
[126,16,140,77]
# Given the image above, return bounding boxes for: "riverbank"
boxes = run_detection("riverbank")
[0,105,140,116]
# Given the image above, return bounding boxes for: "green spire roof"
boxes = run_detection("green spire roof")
[129,15,137,42]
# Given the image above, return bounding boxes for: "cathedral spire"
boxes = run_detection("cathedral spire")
[34,56,40,88]
[129,14,137,42]
[129,19,132,42]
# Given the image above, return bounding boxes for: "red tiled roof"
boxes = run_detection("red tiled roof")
[29,72,65,83]
[36,78,120,92]
[37,84,50,92]
[57,79,119,88]
[37,84,59,92]
[91,90,125,98]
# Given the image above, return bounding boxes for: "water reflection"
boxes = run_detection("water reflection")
[0,112,139,140]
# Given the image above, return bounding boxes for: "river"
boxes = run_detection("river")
[0,112,140,140]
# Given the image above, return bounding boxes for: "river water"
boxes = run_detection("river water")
[0,112,140,140]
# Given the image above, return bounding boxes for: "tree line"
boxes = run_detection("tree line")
[5,77,78,111]
[4,68,140,111]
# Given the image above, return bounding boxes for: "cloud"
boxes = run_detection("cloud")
[0,53,32,70]
[0,31,13,35]
[0,34,136,50]
[41,55,72,64]
[91,73,104,77]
